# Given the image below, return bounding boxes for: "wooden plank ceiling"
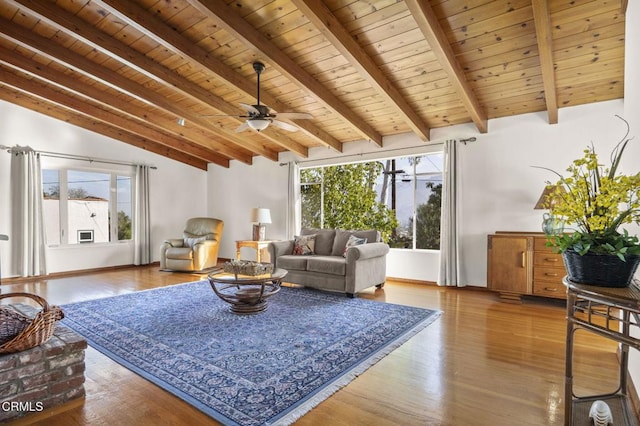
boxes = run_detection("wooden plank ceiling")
[0,0,626,169]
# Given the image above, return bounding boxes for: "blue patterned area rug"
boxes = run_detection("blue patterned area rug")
[61,281,441,426]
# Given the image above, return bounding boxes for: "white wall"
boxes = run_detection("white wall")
[209,99,624,285]
[207,156,289,261]
[0,101,208,276]
[622,0,640,404]
[0,85,628,285]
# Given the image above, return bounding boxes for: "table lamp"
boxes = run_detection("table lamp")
[534,185,565,235]
[252,208,271,241]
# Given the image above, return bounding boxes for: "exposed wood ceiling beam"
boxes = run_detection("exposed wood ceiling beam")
[532,0,559,124]
[189,0,384,147]
[292,0,431,142]
[93,0,343,153]
[0,47,232,167]
[0,82,211,170]
[0,15,271,163]
[8,0,295,160]
[404,0,488,134]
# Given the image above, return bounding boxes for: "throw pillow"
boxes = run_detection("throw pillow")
[343,235,367,257]
[293,234,316,255]
[184,236,206,248]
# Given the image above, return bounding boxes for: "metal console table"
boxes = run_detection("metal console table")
[0,234,7,285]
[564,277,640,425]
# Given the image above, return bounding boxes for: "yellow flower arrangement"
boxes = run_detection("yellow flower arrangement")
[541,117,640,260]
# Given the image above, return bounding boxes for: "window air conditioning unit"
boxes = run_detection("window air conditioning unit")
[78,230,94,243]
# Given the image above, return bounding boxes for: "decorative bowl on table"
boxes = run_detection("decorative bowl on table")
[223,260,274,277]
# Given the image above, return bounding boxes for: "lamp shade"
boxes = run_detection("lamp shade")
[252,208,272,224]
[247,118,271,131]
[534,185,565,209]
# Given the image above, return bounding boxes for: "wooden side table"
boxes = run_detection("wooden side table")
[236,240,277,263]
[564,277,640,425]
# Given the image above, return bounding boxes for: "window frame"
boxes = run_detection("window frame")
[42,164,134,247]
[298,151,443,250]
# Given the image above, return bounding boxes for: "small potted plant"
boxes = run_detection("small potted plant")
[540,116,640,287]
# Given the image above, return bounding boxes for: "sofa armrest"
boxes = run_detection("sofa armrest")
[269,240,294,260]
[163,238,184,248]
[345,242,389,262]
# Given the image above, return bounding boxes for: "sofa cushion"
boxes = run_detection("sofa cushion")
[331,229,381,256]
[343,235,367,257]
[276,255,309,272]
[306,256,346,276]
[166,247,193,260]
[293,234,316,255]
[301,228,335,256]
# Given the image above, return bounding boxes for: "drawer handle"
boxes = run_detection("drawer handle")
[521,252,526,268]
[544,272,559,277]
[544,257,558,262]
[544,287,558,292]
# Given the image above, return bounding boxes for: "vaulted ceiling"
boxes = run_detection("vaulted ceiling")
[0,0,627,170]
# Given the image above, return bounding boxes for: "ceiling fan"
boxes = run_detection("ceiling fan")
[225,61,312,133]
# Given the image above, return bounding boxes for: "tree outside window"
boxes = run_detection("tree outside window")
[300,162,398,242]
[299,154,442,248]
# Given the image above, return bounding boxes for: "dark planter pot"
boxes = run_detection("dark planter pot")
[562,249,640,288]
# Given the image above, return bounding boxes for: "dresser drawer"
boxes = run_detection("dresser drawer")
[533,281,566,298]
[534,252,563,267]
[534,237,555,252]
[533,266,564,283]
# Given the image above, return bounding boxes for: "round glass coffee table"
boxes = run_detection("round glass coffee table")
[207,268,287,314]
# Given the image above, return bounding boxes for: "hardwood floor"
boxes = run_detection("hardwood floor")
[1,266,623,425]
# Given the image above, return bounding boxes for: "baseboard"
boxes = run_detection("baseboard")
[2,259,236,284]
[386,277,437,286]
[385,277,492,292]
[1,263,160,284]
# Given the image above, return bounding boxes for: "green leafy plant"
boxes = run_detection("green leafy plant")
[300,162,398,242]
[539,116,640,260]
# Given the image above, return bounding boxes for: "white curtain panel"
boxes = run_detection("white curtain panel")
[438,140,461,287]
[134,164,151,265]
[10,146,47,277]
[287,162,301,240]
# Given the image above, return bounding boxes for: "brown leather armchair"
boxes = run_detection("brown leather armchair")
[160,217,224,272]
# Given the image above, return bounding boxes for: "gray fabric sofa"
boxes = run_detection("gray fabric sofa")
[268,228,390,297]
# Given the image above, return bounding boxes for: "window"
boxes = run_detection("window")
[377,155,443,249]
[42,169,132,245]
[299,153,443,249]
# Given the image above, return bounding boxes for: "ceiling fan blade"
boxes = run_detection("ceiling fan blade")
[235,121,250,133]
[276,112,313,120]
[239,103,260,115]
[271,120,299,132]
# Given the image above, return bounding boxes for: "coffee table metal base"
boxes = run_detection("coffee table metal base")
[208,269,287,315]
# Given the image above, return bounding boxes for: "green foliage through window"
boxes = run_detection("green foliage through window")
[300,154,443,248]
[300,163,398,242]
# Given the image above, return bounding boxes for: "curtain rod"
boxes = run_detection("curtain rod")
[279,137,476,166]
[1,145,157,169]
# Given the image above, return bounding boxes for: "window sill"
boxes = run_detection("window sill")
[47,241,133,249]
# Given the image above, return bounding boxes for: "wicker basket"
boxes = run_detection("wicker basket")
[224,260,274,276]
[563,250,640,288]
[0,293,64,354]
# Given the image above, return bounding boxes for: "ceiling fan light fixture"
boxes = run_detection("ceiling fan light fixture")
[247,118,270,131]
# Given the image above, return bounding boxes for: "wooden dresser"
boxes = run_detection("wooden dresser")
[487,232,567,302]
